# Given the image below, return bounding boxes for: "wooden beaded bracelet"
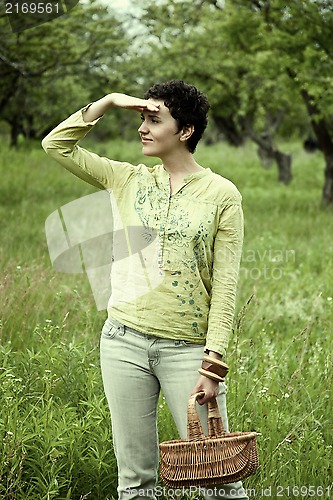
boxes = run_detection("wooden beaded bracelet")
[198,368,224,382]
[198,355,229,383]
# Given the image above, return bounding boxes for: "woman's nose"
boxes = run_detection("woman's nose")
[138,121,148,134]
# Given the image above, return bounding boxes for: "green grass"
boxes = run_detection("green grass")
[0,137,332,499]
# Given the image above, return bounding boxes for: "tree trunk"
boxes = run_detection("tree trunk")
[300,89,333,205]
[212,115,246,146]
[322,155,333,204]
[274,150,292,184]
[24,113,37,140]
[9,117,23,148]
[246,127,292,184]
[0,73,20,115]
[10,122,20,148]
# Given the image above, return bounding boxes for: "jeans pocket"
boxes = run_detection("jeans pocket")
[101,318,121,339]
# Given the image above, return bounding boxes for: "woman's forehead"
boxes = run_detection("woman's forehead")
[147,99,171,116]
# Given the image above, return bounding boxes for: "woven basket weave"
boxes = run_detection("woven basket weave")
[159,392,259,487]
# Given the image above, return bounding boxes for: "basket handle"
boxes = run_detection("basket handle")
[187,392,227,441]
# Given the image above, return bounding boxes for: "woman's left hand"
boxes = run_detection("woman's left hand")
[191,375,220,405]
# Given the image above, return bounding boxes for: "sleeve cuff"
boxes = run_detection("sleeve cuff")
[204,345,226,360]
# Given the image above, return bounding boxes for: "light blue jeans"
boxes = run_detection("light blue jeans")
[100,317,249,500]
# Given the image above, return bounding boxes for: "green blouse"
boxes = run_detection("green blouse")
[42,105,244,358]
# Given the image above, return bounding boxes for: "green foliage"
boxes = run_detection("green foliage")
[2,0,333,198]
[129,0,333,200]
[132,0,310,138]
[0,0,130,143]
[0,138,332,498]
[1,330,117,499]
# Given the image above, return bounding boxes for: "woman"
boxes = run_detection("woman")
[42,80,248,500]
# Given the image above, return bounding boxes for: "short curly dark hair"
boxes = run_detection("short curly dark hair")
[144,80,210,153]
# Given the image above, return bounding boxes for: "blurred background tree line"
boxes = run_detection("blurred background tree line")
[1,0,333,204]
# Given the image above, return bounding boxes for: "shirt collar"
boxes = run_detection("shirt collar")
[184,168,212,181]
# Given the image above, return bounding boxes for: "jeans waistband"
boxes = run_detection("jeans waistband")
[106,317,205,347]
[108,317,159,340]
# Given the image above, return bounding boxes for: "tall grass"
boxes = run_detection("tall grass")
[0,137,332,499]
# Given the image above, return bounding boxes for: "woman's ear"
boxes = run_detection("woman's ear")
[180,124,194,142]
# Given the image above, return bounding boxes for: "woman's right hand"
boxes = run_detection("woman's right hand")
[109,93,160,113]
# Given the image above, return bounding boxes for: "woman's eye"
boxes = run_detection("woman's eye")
[140,115,159,124]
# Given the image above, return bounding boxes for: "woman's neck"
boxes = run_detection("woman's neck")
[161,150,204,177]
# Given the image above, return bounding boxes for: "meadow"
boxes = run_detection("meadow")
[0,135,332,500]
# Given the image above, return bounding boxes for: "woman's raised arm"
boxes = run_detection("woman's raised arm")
[83,93,160,122]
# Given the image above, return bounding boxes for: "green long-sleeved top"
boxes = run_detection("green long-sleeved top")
[42,105,244,357]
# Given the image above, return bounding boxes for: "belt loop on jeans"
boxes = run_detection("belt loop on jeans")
[119,323,125,336]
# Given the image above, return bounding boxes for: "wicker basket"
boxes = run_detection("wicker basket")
[159,392,259,488]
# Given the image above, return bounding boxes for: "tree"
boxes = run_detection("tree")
[0,0,129,146]
[255,0,333,204]
[130,0,333,200]
[131,0,304,184]
[226,0,333,203]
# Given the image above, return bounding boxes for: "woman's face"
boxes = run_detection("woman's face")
[138,99,185,159]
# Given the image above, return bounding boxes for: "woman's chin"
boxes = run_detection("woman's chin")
[142,146,158,158]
